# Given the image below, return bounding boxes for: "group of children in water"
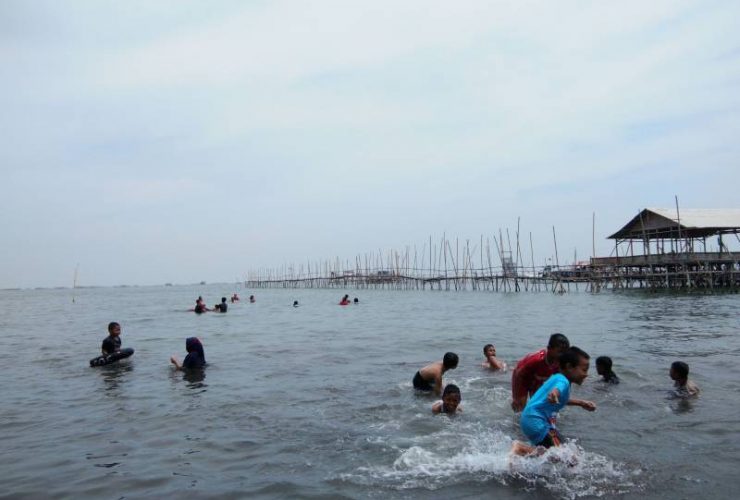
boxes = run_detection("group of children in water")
[192,294,256,313]
[99,299,699,458]
[100,293,362,372]
[413,333,700,456]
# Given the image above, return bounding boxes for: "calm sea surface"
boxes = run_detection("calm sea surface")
[1,285,739,499]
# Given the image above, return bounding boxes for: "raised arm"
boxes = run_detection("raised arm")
[487,354,506,371]
[170,356,183,370]
[567,398,596,411]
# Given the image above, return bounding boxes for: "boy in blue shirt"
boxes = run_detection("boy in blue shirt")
[512,347,596,456]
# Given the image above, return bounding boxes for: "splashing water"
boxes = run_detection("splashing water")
[341,426,640,499]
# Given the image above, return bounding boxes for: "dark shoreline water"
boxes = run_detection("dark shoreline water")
[1,285,738,499]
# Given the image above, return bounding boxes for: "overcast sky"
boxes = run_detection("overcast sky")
[1,0,739,288]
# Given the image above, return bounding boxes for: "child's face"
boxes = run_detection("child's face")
[596,363,607,376]
[109,325,121,337]
[563,357,590,385]
[442,393,461,413]
[669,367,680,381]
[484,346,495,357]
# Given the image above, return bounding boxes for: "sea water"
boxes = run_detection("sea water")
[0,285,738,499]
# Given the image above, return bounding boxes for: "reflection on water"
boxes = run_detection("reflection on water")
[666,390,697,414]
[183,369,206,387]
[97,361,134,397]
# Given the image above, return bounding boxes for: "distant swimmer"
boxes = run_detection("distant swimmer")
[482,343,507,371]
[193,299,207,314]
[511,333,570,411]
[170,337,206,371]
[213,297,228,313]
[595,356,619,384]
[249,295,255,303]
[353,297,359,304]
[432,384,462,415]
[339,294,350,306]
[231,293,240,303]
[413,352,459,396]
[511,347,596,456]
[293,300,299,307]
[670,361,699,397]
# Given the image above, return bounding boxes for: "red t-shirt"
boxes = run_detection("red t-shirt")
[511,348,559,402]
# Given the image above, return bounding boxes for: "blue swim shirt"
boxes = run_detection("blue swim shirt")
[520,373,571,445]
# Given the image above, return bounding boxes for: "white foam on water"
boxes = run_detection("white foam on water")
[508,441,641,499]
[340,425,641,499]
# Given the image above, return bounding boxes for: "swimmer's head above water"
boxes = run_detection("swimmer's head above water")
[595,356,612,375]
[670,361,689,382]
[443,352,459,371]
[547,333,570,362]
[440,384,461,414]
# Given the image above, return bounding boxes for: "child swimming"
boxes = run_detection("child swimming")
[511,333,570,411]
[432,384,462,414]
[482,344,507,371]
[101,322,122,355]
[213,297,228,313]
[595,356,619,384]
[512,347,596,456]
[670,361,699,397]
[413,352,459,396]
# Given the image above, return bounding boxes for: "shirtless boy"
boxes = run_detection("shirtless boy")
[413,352,459,396]
[482,344,507,371]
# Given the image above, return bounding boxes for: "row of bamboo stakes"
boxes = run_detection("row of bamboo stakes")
[245,223,580,293]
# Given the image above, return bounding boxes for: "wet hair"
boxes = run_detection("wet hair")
[596,356,612,370]
[548,333,570,350]
[293,300,298,306]
[108,322,120,333]
[559,346,589,370]
[353,297,359,303]
[483,343,494,354]
[443,352,459,369]
[442,384,461,399]
[671,361,689,379]
[221,297,227,302]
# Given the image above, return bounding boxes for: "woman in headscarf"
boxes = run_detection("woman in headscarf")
[170,337,206,370]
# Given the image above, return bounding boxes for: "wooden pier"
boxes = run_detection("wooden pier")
[246,231,576,293]
[585,208,740,291]
[245,208,740,293]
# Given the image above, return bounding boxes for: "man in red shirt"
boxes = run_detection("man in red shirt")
[510,333,570,411]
